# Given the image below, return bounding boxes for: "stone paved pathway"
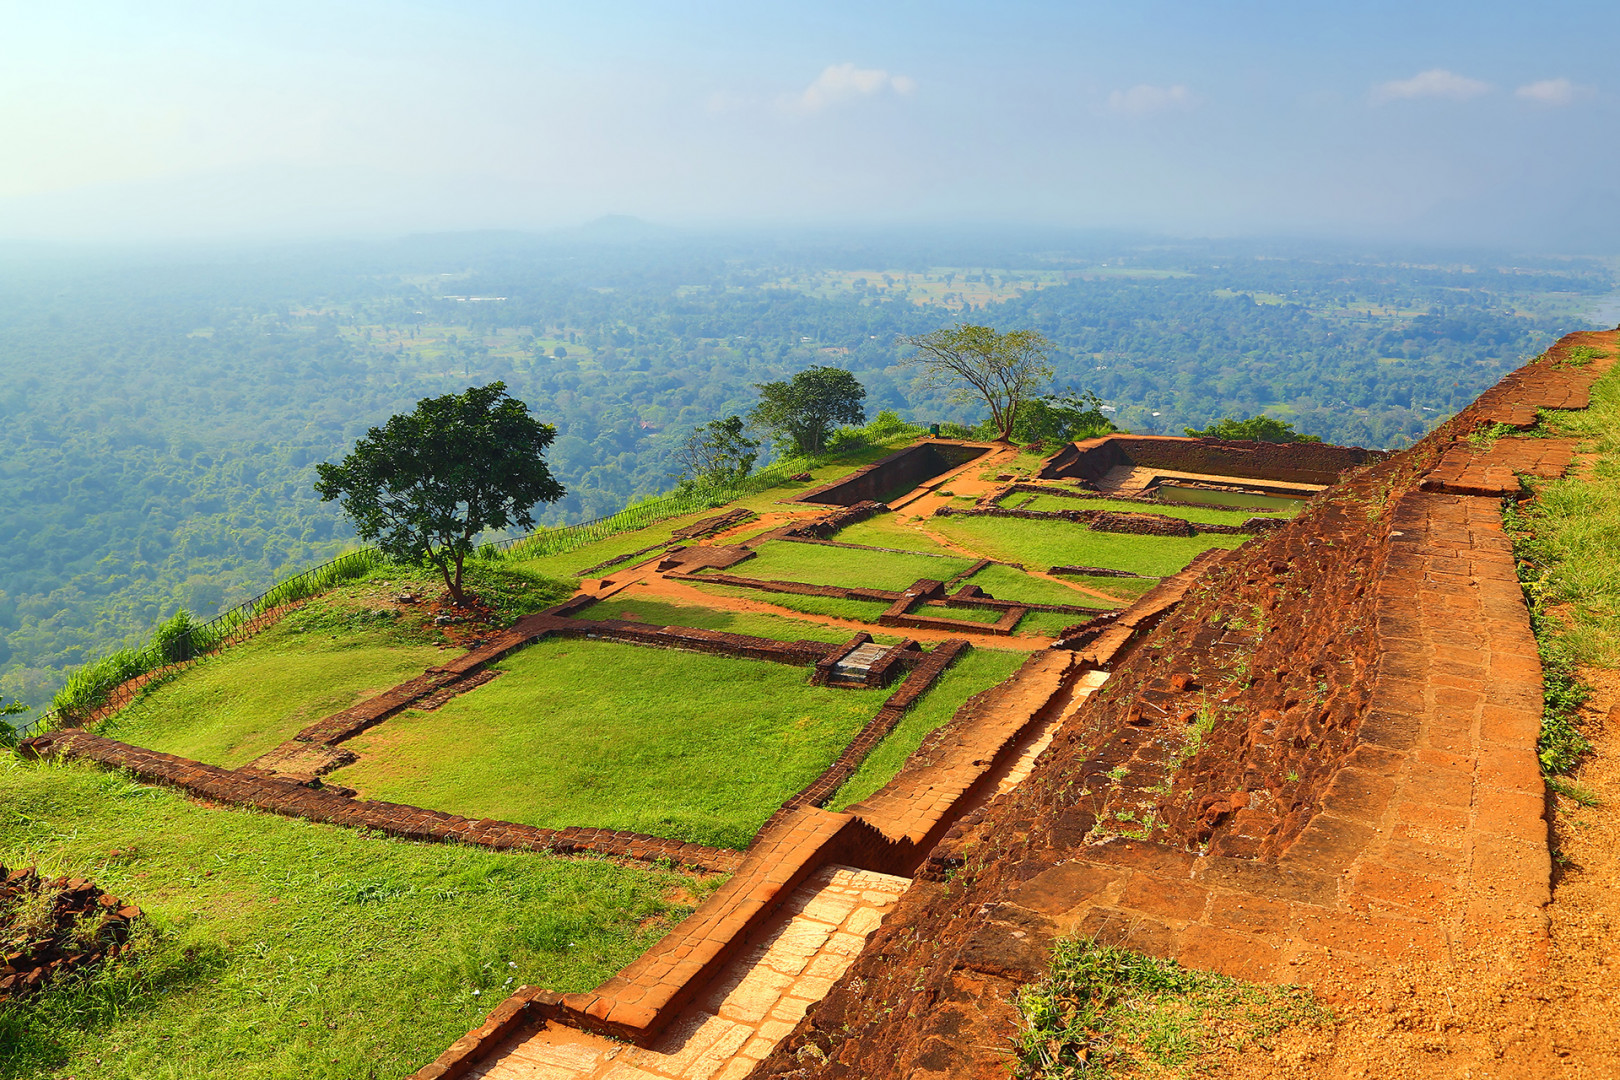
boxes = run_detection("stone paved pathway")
[469,865,909,1080]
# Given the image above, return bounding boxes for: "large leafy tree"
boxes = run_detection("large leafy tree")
[315,382,564,605]
[901,324,1054,442]
[1184,415,1322,443]
[749,366,866,456]
[676,415,759,487]
[1010,390,1118,444]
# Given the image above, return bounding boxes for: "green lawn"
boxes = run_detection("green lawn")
[1050,572,1163,605]
[686,582,898,626]
[718,540,976,591]
[1013,493,1276,527]
[959,563,1117,609]
[330,638,888,850]
[580,594,899,644]
[1154,484,1306,512]
[828,517,963,556]
[0,757,713,1080]
[828,650,1028,809]
[932,515,1246,577]
[100,612,444,769]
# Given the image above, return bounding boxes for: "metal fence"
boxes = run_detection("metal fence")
[10,455,817,740]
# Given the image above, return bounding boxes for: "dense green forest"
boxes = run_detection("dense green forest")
[1,228,1613,720]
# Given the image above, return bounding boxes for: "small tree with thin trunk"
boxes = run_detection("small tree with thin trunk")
[676,415,759,487]
[749,366,866,456]
[315,382,564,606]
[901,324,1055,442]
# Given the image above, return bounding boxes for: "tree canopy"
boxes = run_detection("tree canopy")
[1183,415,1322,443]
[676,414,759,487]
[901,324,1055,442]
[315,382,564,605]
[748,366,866,456]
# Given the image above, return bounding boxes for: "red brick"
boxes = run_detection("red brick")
[1473,789,1548,845]
[1178,925,1281,982]
[1118,874,1209,922]
[1206,892,1291,936]
[1293,909,1445,961]
[1477,746,1543,795]
[1349,861,1458,911]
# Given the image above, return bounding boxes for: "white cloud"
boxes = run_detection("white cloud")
[1370,68,1490,104]
[790,63,916,113]
[1515,78,1578,106]
[1104,84,1193,116]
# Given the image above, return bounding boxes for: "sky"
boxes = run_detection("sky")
[3,0,1618,249]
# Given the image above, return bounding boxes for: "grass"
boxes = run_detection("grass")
[579,594,900,644]
[99,610,445,769]
[1153,484,1306,512]
[1014,493,1276,528]
[1502,359,1620,774]
[331,637,888,850]
[687,582,899,626]
[828,517,963,556]
[718,540,977,591]
[960,564,1116,610]
[1048,572,1161,605]
[932,516,1246,578]
[0,757,714,1080]
[1013,937,1322,1079]
[828,650,1027,809]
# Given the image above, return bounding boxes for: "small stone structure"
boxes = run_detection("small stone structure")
[0,865,141,1001]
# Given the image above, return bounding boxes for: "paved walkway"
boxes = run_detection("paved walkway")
[470,865,909,1080]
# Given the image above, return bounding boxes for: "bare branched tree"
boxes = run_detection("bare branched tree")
[900,324,1054,442]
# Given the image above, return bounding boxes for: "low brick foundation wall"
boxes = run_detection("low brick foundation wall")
[18,730,742,872]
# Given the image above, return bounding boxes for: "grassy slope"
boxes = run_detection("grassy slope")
[331,638,887,850]
[724,540,976,591]
[0,758,712,1080]
[931,515,1246,577]
[1530,363,1620,665]
[827,650,1028,810]
[100,615,444,768]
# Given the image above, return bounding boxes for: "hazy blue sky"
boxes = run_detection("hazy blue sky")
[4,1,1617,248]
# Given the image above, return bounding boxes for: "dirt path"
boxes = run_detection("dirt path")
[1206,668,1620,1080]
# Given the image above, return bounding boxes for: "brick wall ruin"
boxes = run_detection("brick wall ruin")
[1039,432,1385,487]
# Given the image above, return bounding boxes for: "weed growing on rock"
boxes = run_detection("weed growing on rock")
[1014,937,1322,1078]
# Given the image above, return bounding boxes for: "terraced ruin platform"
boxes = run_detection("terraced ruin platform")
[20,331,1615,1080]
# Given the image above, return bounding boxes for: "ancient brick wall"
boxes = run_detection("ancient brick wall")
[1039,433,1384,486]
[794,442,989,506]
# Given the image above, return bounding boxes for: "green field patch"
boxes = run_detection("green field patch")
[959,563,1114,609]
[718,540,975,591]
[99,613,444,769]
[331,638,887,850]
[1050,572,1163,604]
[828,650,1028,810]
[1011,493,1277,527]
[827,517,962,556]
[933,516,1245,578]
[1153,484,1306,512]
[581,595,897,643]
[685,583,897,626]
[0,757,711,1080]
